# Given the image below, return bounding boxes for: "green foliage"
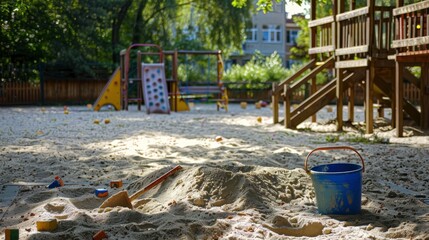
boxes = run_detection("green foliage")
[224,50,330,89]
[223,51,288,89]
[406,66,421,78]
[325,134,340,143]
[290,16,309,61]
[233,0,309,13]
[345,134,388,144]
[177,62,217,85]
[1,0,252,79]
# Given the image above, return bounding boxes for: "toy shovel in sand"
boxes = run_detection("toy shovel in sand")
[100,165,182,209]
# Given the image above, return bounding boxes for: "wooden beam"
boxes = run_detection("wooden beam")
[284,85,291,128]
[290,57,335,92]
[422,63,429,129]
[395,50,429,62]
[335,59,368,68]
[365,61,374,134]
[275,59,317,94]
[272,83,279,124]
[403,68,421,87]
[396,61,404,137]
[336,7,369,21]
[337,68,344,131]
[348,83,355,122]
[392,36,429,48]
[309,16,335,28]
[335,45,369,56]
[393,0,429,16]
[309,45,335,55]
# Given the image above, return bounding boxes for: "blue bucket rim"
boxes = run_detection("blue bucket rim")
[305,146,365,174]
[310,163,363,175]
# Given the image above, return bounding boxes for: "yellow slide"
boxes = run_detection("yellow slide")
[93,67,121,111]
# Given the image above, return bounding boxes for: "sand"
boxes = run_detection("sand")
[0,103,428,239]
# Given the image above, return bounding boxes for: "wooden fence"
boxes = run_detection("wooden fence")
[0,81,40,105]
[42,78,106,104]
[0,79,106,105]
[0,79,423,106]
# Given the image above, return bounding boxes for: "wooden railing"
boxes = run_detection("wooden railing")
[392,0,429,52]
[336,6,394,60]
[280,56,335,126]
[309,16,335,56]
[373,6,395,57]
[336,6,370,59]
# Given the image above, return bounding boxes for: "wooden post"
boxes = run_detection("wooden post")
[272,82,279,124]
[366,62,374,134]
[395,61,403,137]
[311,77,317,123]
[216,51,222,111]
[421,63,429,129]
[336,0,344,131]
[120,52,126,110]
[284,84,291,128]
[310,0,317,123]
[348,83,355,122]
[391,63,396,128]
[336,69,344,131]
[173,50,179,112]
[137,51,142,111]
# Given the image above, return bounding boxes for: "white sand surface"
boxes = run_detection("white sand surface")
[0,103,428,239]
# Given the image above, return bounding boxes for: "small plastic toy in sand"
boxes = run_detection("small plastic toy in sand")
[240,102,247,109]
[47,176,64,188]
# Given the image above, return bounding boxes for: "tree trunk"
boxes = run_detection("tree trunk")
[132,0,148,44]
[112,0,134,64]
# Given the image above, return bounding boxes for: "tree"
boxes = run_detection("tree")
[232,0,308,13]
[1,0,253,77]
[110,0,252,62]
[289,15,309,61]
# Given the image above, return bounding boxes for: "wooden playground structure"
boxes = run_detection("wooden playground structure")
[272,0,429,137]
[94,44,228,113]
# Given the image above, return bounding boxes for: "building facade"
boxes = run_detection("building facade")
[229,0,302,68]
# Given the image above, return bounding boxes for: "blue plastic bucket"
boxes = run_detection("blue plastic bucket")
[305,146,365,215]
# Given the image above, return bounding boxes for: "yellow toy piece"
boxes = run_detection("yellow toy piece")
[36,219,58,231]
[175,97,190,111]
[169,82,189,112]
[216,87,229,112]
[94,67,121,111]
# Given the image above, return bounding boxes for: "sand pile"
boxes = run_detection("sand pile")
[0,104,428,239]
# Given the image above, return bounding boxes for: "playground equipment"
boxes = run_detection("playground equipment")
[272,0,429,137]
[93,67,121,111]
[94,44,228,112]
[141,63,170,114]
[164,50,228,112]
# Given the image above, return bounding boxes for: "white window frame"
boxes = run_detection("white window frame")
[262,25,281,43]
[246,25,258,42]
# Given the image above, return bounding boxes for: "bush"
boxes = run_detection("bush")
[223,51,288,89]
[223,51,330,90]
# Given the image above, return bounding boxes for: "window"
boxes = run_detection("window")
[246,25,258,42]
[287,30,299,44]
[262,25,281,43]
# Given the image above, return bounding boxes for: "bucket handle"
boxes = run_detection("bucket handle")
[304,146,365,173]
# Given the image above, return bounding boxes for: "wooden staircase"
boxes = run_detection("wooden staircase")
[374,71,421,126]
